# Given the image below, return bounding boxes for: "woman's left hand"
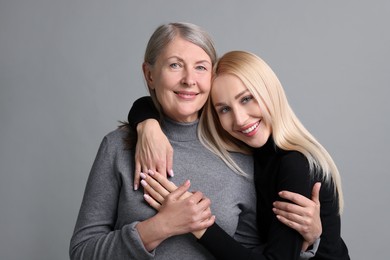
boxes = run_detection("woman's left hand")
[272,182,322,249]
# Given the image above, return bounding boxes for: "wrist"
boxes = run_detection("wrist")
[136,119,159,135]
[192,228,207,239]
[136,214,170,251]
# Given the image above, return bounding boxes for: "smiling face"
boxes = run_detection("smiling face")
[143,36,212,122]
[211,73,272,148]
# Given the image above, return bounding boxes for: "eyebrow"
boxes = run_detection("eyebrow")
[214,89,250,107]
[167,56,211,65]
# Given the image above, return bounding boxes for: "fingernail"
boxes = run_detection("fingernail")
[141,180,147,187]
[140,172,146,179]
[147,169,154,176]
[134,184,138,191]
[169,169,174,177]
[143,194,150,200]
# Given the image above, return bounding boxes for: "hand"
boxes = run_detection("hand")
[273,182,322,250]
[141,170,215,238]
[133,119,174,190]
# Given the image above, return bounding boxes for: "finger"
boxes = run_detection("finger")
[196,196,212,212]
[168,180,191,200]
[166,148,174,177]
[156,162,167,179]
[142,173,170,198]
[140,179,165,204]
[273,206,305,225]
[278,190,314,208]
[186,191,204,205]
[276,214,303,231]
[199,215,216,228]
[148,170,178,192]
[273,201,308,217]
[311,182,321,204]
[134,162,141,190]
[143,193,161,211]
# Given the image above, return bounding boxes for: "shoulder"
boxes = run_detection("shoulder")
[99,126,134,153]
[276,150,312,195]
[278,150,309,173]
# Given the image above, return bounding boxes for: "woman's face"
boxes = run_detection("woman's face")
[211,74,272,148]
[144,37,212,122]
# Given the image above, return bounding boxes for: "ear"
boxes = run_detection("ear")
[142,62,155,89]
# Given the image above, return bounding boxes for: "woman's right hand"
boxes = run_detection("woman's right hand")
[141,170,215,239]
[133,119,174,190]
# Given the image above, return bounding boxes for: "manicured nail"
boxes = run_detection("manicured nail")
[141,180,147,187]
[140,172,146,179]
[143,194,151,200]
[169,169,174,177]
[134,184,138,191]
[147,169,155,176]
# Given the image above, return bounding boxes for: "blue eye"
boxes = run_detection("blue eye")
[196,65,207,71]
[219,106,230,114]
[170,63,181,69]
[241,95,254,104]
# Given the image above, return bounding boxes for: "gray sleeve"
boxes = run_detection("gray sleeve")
[299,238,321,259]
[69,136,154,260]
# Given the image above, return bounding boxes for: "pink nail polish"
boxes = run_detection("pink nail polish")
[140,172,146,179]
[141,180,147,187]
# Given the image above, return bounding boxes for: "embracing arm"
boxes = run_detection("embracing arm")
[140,170,320,260]
[128,96,173,190]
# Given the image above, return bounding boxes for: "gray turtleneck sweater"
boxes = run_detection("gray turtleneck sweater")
[70,119,260,259]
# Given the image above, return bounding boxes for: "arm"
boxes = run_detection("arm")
[69,136,181,259]
[256,152,318,259]
[140,169,315,260]
[273,182,322,250]
[128,97,174,190]
[70,136,157,259]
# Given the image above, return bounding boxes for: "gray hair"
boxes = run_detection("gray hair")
[144,22,217,66]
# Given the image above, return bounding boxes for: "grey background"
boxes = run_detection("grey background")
[0,0,388,259]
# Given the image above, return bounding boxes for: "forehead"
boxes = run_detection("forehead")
[159,36,211,61]
[212,74,247,95]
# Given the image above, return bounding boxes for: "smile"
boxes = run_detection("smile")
[241,121,260,135]
[174,91,199,99]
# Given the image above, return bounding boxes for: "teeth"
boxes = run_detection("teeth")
[242,123,259,134]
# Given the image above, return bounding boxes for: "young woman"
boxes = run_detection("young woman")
[136,51,350,259]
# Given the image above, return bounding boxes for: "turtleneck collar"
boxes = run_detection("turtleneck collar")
[255,135,278,163]
[161,117,199,142]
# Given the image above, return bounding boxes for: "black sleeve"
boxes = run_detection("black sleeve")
[127,96,160,129]
[198,153,311,260]
[199,223,257,260]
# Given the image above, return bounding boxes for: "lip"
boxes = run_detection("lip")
[174,91,199,100]
[238,121,260,137]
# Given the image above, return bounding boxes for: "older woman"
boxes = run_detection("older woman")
[70,22,256,260]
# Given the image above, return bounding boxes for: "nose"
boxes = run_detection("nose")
[232,107,247,127]
[181,68,196,87]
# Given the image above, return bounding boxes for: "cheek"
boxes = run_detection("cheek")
[218,116,231,133]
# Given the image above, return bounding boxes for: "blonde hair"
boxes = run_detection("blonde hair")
[198,50,344,213]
